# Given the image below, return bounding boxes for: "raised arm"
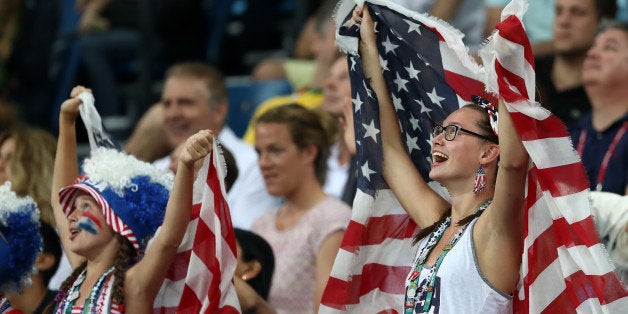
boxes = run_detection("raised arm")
[430,0,463,22]
[474,98,529,293]
[125,129,214,309]
[51,86,90,268]
[353,6,448,228]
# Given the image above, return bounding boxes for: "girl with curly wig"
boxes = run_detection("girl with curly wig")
[49,86,215,313]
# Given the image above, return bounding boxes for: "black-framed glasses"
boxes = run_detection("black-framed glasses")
[432,124,495,143]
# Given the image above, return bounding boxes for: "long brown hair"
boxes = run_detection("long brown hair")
[48,234,136,311]
[0,127,57,226]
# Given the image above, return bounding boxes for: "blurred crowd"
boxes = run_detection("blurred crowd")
[1,0,627,313]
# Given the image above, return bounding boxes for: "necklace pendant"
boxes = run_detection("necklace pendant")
[406,287,416,298]
[67,290,80,302]
[409,269,419,280]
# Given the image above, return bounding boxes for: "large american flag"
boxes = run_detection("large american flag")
[153,142,240,313]
[77,92,240,313]
[320,0,628,313]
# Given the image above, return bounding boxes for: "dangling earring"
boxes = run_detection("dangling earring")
[473,165,486,194]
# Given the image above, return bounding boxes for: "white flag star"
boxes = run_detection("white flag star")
[404,19,422,34]
[382,36,399,55]
[379,55,389,72]
[409,115,420,130]
[363,80,373,98]
[405,133,420,153]
[416,99,432,115]
[353,93,363,112]
[361,161,376,181]
[362,120,380,143]
[350,57,357,71]
[393,73,409,93]
[405,61,421,78]
[392,94,404,112]
[427,87,445,107]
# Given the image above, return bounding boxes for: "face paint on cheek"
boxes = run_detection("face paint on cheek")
[77,211,103,235]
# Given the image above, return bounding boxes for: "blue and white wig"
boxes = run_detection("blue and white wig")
[59,147,174,253]
[0,182,42,293]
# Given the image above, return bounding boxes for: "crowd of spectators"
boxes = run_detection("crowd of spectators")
[0,0,627,312]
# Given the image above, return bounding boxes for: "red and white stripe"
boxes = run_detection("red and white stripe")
[482,0,628,312]
[58,178,139,250]
[153,142,240,313]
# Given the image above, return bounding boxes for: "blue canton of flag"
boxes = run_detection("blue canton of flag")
[321,1,493,312]
[341,3,491,193]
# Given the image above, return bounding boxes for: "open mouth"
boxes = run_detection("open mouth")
[432,151,449,164]
[69,228,81,239]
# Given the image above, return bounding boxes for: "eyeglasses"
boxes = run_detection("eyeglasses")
[432,124,495,143]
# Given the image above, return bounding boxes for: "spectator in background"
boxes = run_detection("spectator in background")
[396,0,486,53]
[51,0,141,120]
[234,228,275,312]
[571,22,628,195]
[252,0,340,91]
[0,183,42,308]
[535,0,617,129]
[485,0,555,57]
[0,127,57,226]
[0,100,17,134]
[571,20,628,195]
[536,0,617,130]
[3,222,62,313]
[252,104,351,313]
[125,62,280,229]
[0,126,74,292]
[244,55,357,204]
[590,191,628,285]
[1,0,59,130]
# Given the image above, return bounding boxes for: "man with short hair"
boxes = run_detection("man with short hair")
[571,20,628,195]
[536,0,617,129]
[127,62,279,229]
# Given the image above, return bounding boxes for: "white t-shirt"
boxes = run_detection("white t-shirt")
[590,191,628,285]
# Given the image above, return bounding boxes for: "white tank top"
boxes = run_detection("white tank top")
[406,219,512,313]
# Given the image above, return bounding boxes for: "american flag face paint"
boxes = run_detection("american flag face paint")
[77,211,102,235]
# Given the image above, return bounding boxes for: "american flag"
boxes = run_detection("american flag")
[320,0,628,313]
[481,1,628,312]
[77,92,240,313]
[153,142,240,313]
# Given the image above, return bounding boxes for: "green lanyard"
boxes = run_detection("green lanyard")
[404,200,492,313]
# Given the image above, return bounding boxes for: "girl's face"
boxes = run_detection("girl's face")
[255,122,316,198]
[0,137,15,184]
[429,108,490,183]
[67,192,116,256]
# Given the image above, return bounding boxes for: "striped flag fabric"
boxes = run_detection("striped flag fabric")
[480,0,628,312]
[321,0,628,312]
[153,142,240,313]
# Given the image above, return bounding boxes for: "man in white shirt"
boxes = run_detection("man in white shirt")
[129,62,280,229]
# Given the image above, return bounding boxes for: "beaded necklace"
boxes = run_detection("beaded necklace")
[57,266,114,314]
[404,200,492,313]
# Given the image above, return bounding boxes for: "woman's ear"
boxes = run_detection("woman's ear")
[480,144,500,164]
[241,260,263,281]
[301,143,319,165]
